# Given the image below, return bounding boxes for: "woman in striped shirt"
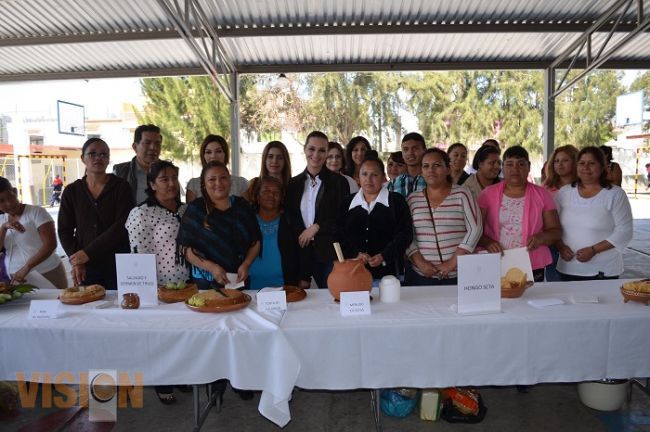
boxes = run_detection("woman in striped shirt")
[405,148,482,286]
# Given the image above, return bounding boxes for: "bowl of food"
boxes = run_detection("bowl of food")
[185,289,251,313]
[620,279,650,305]
[158,281,198,303]
[59,285,106,305]
[501,268,533,298]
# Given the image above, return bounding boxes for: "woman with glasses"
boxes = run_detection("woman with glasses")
[405,148,482,286]
[478,146,561,282]
[58,138,134,290]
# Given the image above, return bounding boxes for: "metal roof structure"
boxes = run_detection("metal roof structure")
[1,0,649,82]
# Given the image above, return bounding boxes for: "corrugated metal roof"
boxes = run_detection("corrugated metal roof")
[0,0,648,81]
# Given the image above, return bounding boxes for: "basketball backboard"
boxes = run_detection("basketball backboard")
[57,100,85,136]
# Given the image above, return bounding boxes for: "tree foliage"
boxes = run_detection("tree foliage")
[554,70,623,148]
[137,69,628,159]
[136,76,231,161]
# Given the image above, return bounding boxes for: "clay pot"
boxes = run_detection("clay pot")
[327,259,372,301]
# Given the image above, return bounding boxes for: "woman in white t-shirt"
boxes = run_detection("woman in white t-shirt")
[555,146,633,280]
[0,177,67,288]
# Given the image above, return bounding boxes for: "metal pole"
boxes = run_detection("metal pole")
[229,72,241,176]
[543,68,556,161]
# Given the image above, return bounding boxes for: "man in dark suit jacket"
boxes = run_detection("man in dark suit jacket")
[285,131,351,289]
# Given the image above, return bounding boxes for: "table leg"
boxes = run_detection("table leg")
[628,378,650,401]
[192,384,219,432]
[370,389,383,432]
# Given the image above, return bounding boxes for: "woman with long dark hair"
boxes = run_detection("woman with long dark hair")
[343,136,372,184]
[58,138,133,290]
[555,146,632,281]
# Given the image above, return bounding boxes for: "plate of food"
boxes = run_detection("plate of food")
[283,285,307,302]
[158,281,198,303]
[500,268,533,298]
[0,282,38,305]
[59,285,106,305]
[185,289,251,313]
[620,279,650,305]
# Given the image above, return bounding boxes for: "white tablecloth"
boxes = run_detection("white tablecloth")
[281,280,650,389]
[0,290,300,427]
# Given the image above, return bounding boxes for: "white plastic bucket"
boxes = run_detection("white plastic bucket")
[577,379,628,411]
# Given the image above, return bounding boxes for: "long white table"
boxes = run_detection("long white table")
[280,280,650,389]
[1,280,649,428]
[0,290,300,427]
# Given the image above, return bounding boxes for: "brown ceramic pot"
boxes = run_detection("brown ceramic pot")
[327,259,372,301]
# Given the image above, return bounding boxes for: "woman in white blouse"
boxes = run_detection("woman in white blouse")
[126,160,188,286]
[555,146,633,280]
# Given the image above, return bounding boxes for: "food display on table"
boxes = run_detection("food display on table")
[283,285,307,302]
[0,282,37,305]
[500,268,533,298]
[620,279,650,305]
[185,289,251,313]
[157,281,198,303]
[59,285,106,305]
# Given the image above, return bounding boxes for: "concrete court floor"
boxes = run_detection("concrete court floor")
[2,193,650,432]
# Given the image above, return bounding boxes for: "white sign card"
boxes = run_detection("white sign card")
[500,247,534,282]
[225,272,245,289]
[256,288,287,313]
[340,291,371,316]
[115,253,158,306]
[29,300,61,319]
[457,253,501,315]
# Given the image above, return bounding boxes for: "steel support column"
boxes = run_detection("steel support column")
[229,72,241,176]
[543,68,556,160]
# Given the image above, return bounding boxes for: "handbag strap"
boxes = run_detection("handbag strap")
[423,188,445,263]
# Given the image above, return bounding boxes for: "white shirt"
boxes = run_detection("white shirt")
[555,185,633,277]
[342,174,359,194]
[300,174,322,228]
[1,205,62,274]
[349,186,389,214]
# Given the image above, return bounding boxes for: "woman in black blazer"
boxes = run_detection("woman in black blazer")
[336,153,412,281]
[285,131,350,288]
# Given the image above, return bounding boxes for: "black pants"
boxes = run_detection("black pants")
[558,272,618,282]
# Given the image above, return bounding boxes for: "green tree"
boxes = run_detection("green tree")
[554,70,623,148]
[136,76,232,161]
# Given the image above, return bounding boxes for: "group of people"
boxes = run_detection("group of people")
[0,124,635,403]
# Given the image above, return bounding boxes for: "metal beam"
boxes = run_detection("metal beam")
[229,72,240,176]
[1,21,648,48]
[550,0,650,98]
[216,22,647,38]
[543,68,556,159]
[0,67,206,82]
[155,0,235,102]
[1,58,649,83]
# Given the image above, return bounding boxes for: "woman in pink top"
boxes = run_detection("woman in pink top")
[478,146,561,282]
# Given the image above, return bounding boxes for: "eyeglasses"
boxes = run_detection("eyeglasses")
[85,151,109,159]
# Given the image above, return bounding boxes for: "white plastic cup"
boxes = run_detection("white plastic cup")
[379,275,401,303]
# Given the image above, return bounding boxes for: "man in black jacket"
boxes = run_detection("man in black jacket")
[113,124,162,204]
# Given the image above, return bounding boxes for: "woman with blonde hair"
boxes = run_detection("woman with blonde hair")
[543,145,578,198]
[244,140,292,202]
[186,134,248,202]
